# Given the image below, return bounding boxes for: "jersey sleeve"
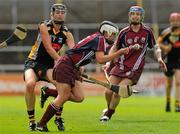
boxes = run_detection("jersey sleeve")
[147,28,156,49]
[159,28,171,44]
[62,25,69,32]
[115,29,125,49]
[91,35,105,52]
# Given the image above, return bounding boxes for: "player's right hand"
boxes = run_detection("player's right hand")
[158,58,167,72]
[120,47,129,55]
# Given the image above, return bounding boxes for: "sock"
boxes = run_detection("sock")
[27,110,35,123]
[55,107,63,119]
[166,86,171,104]
[175,100,180,107]
[165,81,172,105]
[107,104,110,109]
[166,96,171,105]
[39,103,59,126]
[45,88,58,97]
[175,86,180,102]
[105,108,115,119]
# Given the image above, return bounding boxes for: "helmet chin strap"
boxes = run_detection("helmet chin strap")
[53,20,64,25]
[105,39,114,45]
[171,26,180,32]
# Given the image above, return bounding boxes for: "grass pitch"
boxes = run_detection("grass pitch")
[0,95,180,134]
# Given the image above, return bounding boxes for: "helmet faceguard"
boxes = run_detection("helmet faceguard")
[51,4,66,13]
[51,4,67,25]
[129,6,145,24]
[99,21,119,45]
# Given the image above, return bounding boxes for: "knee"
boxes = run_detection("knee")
[166,82,172,88]
[75,95,85,102]
[176,81,180,87]
[25,81,36,93]
[113,93,120,98]
[105,88,113,95]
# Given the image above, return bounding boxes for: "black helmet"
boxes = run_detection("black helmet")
[51,4,66,12]
[51,4,67,25]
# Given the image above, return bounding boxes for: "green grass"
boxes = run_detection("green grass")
[0,95,180,134]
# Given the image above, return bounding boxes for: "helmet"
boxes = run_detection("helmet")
[51,4,67,25]
[99,21,119,44]
[99,21,119,37]
[51,4,66,13]
[129,6,145,23]
[169,12,180,27]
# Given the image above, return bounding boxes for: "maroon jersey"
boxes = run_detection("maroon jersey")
[66,32,105,67]
[115,24,156,72]
[53,32,106,86]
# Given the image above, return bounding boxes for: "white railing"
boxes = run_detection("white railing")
[0,23,162,72]
[0,46,31,52]
[0,23,169,30]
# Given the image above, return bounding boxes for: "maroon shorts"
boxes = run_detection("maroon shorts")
[53,55,81,87]
[110,64,143,85]
[106,62,115,76]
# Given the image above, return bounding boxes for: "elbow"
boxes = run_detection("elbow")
[97,61,104,64]
[46,47,54,53]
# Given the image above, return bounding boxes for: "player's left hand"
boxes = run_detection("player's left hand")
[102,62,111,71]
[158,59,167,72]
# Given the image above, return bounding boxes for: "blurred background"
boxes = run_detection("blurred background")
[0,0,179,95]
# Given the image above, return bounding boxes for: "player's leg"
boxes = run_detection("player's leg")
[165,76,173,112]
[43,69,65,131]
[100,75,122,122]
[41,67,84,131]
[37,83,71,132]
[24,68,38,131]
[105,87,113,108]
[39,81,84,131]
[52,80,80,131]
[52,80,84,130]
[40,69,58,104]
[102,78,133,122]
[40,86,57,108]
[42,68,85,103]
[164,68,173,112]
[38,69,55,108]
[174,69,180,112]
[40,81,84,106]
[104,64,115,108]
[70,80,84,102]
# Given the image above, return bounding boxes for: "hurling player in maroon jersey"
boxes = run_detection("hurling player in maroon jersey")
[100,6,167,122]
[36,21,130,131]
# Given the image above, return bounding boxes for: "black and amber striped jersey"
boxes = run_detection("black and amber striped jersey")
[159,27,180,63]
[28,20,69,66]
[159,27,172,45]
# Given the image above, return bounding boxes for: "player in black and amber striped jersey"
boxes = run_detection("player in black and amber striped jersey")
[158,12,180,112]
[24,4,74,131]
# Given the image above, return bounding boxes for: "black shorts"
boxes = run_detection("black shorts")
[24,59,54,81]
[165,62,180,77]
